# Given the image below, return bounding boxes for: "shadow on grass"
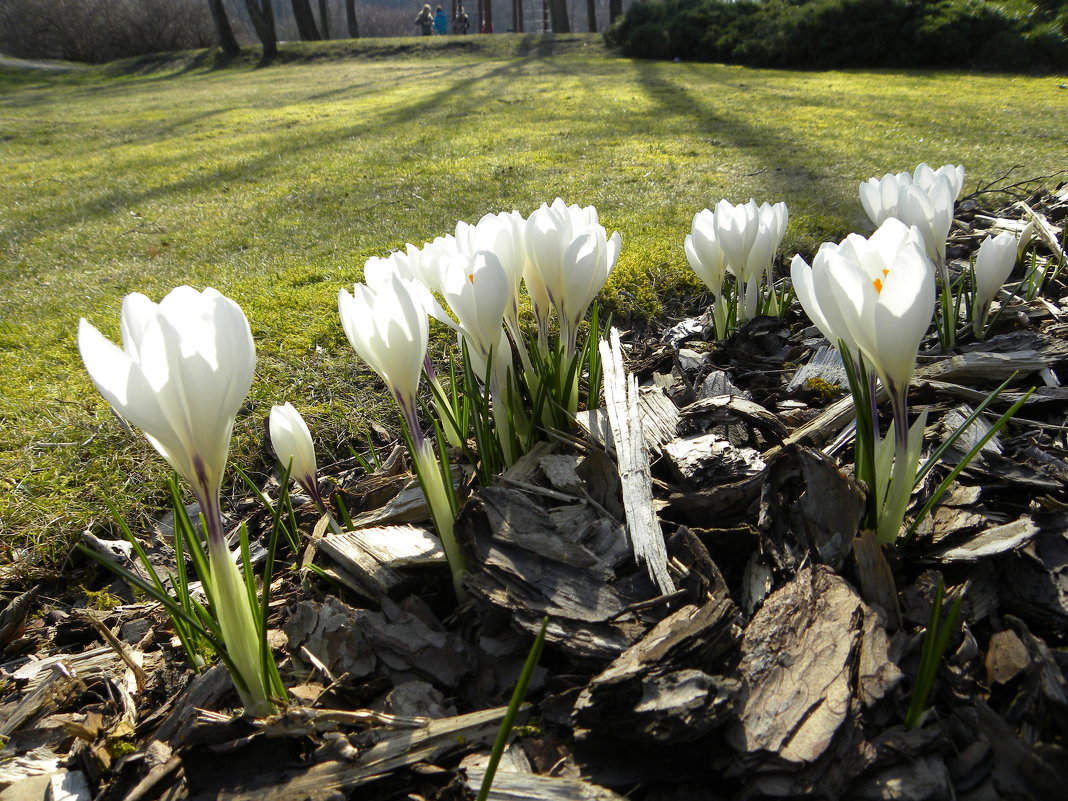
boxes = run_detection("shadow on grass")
[0,53,548,243]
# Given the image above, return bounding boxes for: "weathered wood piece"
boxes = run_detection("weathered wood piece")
[197,705,525,801]
[575,386,680,452]
[662,434,767,488]
[786,345,848,393]
[573,599,741,744]
[937,404,1002,462]
[350,468,464,529]
[662,435,768,525]
[1019,201,1065,260]
[918,379,1068,407]
[729,566,902,768]
[11,646,117,691]
[768,340,1062,462]
[599,328,674,595]
[285,595,471,689]
[148,664,232,748]
[956,699,1068,799]
[918,349,1048,383]
[853,530,903,631]
[698,369,749,400]
[998,525,1068,633]
[934,516,1038,562]
[0,746,62,784]
[678,395,788,443]
[0,587,39,649]
[464,766,628,800]
[315,524,445,600]
[460,487,651,663]
[795,446,866,571]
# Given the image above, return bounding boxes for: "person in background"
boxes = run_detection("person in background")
[415,4,434,35]
[453,4,469,33]
[434,5,448,35]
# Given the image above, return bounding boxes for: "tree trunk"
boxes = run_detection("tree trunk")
[608,0,622,24]
[345,0,360,37]
[318,0,331,38]
[205,0,240,55]
[261,0,278,58]
[243,0,278,60]
[585,0,596,32]
[291,0,322,40]
[548,0,569,33]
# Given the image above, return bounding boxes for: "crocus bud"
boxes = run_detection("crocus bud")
[972,232,1018,337]
[269,402,319,500]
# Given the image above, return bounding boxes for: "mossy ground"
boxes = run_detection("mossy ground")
[1,34,1065,575]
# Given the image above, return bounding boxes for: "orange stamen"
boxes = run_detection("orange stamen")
[873,278,883,293]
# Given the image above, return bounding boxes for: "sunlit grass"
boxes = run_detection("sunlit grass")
[1,34,1065,573]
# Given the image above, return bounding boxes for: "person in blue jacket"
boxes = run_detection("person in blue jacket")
[434,5,448,34]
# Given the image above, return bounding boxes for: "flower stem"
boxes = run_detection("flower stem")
[199,489,276,717]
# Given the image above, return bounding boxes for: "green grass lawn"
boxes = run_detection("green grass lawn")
[1,34,1065,574]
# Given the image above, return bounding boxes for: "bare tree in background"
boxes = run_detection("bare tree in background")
[345,0,360,37]
[242,0,277,59]
[586,0,596,32]
[206,0,240,53]
[548,0,570,33]
[318,0,331,38]
[609,0,622,24]
[291,0,322,39]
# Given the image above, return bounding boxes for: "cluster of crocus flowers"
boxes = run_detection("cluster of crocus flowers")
[860,163,964,349]
[791,219,936,542]
[336,200,620,595]
[860,163,964,274]
[79,287,278,717]
[684,199,789,335]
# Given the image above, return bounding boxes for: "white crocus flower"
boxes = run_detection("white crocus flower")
[269,402,320,501]
[364,250,455,330]
[686,209,728,298]
[971,232,1018,338]
[78,286,273,716]
[525,198,619,353]
[826,218,935,402]
[898,180,956,272]
[745,201,789,316]
[809,219,936,543]
[440,249,520,464]
[338,273,465,596]
[860,164,962,273]
[1017,219,1037,263]
[791,249,861,365]
[338,273,428,434]
[912,162,965,200]
[440,249,511,370]
[78,287,255,505]
[685,209,730,339]
[713,199,787,321]
[455,211,528,330]
[557,225,621,347]
[859,171,911,228]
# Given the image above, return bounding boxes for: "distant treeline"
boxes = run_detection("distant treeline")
[606,0,1068,71]
[0,0,630,63]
